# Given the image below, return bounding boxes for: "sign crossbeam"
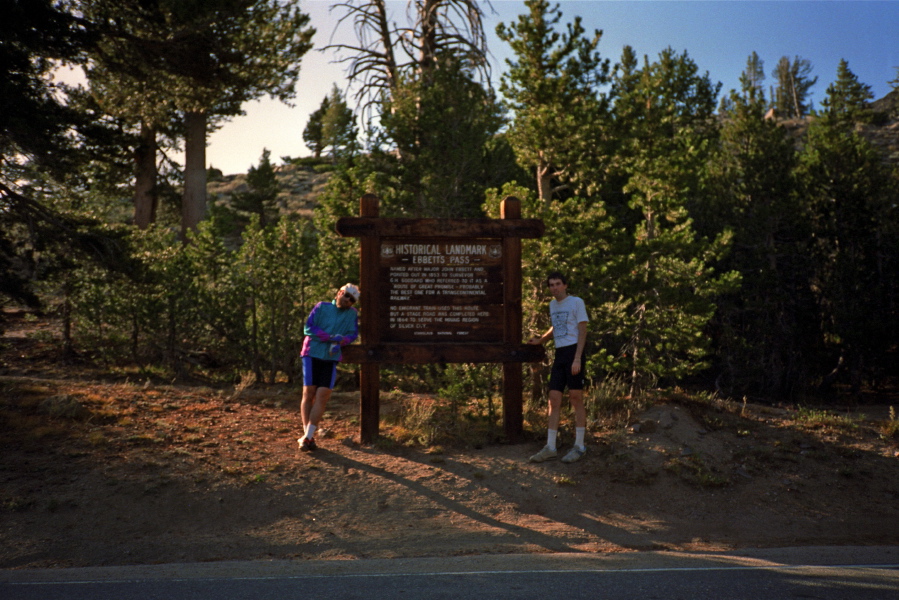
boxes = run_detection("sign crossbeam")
[336,217,544,239]
[342,343,544,364]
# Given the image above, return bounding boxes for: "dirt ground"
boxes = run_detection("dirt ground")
[1,310,899,569]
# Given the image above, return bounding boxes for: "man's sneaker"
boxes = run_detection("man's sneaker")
[561,445,586,463]
[529,445,558,463]
[298,437,317,452]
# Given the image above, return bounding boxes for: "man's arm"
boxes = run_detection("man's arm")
[528,327,554,345]
[572,321,587,375]
[305,303,332,342]
[339,311,359,345]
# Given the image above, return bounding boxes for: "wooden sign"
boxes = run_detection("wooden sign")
[336,194,544,443]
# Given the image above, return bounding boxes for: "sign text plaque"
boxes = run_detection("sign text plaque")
[380,238,503,342]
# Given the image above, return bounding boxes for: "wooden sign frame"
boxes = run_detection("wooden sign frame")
[336,194,545,443]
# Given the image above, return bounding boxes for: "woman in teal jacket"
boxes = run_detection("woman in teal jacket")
[298,283,359,452]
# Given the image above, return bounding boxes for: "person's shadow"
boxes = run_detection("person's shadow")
[315,446,656,552]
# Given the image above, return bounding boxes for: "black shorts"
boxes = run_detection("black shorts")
[302,356,337,389]
[548,344,585,392]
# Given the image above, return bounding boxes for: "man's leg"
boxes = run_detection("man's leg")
[546,388,566,450]
[569,389,586,429]
[547,389,563,433]
[306,386,333,433]
[530,390,564,462]
[300,355,317,434]
[561,389,588,463]
[301,385,317,431]
[568,350,587,450]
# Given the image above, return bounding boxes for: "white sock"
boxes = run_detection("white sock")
[575,427,586,449]
[305,424,317,440]
[547,429,558,451]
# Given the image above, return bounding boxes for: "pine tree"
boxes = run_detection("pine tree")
[704,83,817,398]
[303,87,358,161]
[739,51,765,103]
[479,182,627,398]
[1,1,89,177]
[320,86,359,162]
[820,59,874,123]
[231,149,280,227]
[610,47,737,393]
[0,0,131,307]
[797,73,896,394]
[496,0,610,201]
[377,55,504,217]
[321,0,498,218]
[303,95,331,159]
[772,55,817,118]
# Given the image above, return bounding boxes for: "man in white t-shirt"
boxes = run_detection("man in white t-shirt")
[527,272,589,463]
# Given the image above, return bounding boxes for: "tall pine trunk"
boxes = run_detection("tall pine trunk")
[182,110,207,238]
[537,162,552,203]
[133,121,158,229]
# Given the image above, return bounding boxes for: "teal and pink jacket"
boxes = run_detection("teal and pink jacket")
[300,300,358,362]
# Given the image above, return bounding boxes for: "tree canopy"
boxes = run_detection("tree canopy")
[81,0,315,234]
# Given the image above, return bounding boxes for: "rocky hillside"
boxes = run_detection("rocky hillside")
[858,119,899,165]
[871,88,899,117]
[779,89,899,165]
[861,89,899,164]
[207,163,332,219]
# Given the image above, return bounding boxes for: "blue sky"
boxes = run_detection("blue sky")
[206,1,899,174]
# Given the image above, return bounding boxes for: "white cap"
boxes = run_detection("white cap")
[339,283,360,302]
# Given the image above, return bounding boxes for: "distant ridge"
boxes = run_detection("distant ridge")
[207,163,331,218]
[777,90,899,165]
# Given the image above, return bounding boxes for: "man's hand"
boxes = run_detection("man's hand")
[528,335,543,345]
[331,334,344,344]
[571,358,581,376]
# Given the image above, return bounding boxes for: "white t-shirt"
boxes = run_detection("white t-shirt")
[549,295,589,348]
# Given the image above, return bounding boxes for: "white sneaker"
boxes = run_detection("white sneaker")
[561,445,586,463]
[529,445,558,463]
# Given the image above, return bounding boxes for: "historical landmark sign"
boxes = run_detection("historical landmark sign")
[336,194,545,442]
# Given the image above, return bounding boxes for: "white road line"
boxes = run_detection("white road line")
[6,563,899,586]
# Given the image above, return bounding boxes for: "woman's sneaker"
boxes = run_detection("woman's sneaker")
[529,445,558,463]
[561,445,586,463]
[298,437,318,452]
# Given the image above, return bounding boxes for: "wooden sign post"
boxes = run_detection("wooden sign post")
[337,195,545,443]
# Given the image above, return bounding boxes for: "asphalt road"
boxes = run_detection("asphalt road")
[2,547,897,600]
